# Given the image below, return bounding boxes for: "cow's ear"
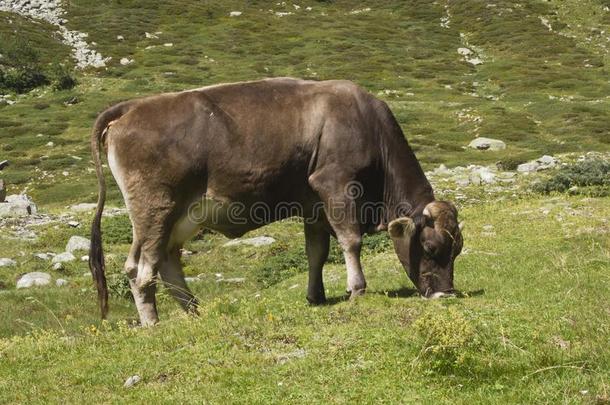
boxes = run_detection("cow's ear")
[388,217,416,239]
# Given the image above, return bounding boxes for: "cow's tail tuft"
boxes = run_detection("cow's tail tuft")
[89,102,130,319]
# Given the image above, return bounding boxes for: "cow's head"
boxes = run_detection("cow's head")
[388,201,463,298]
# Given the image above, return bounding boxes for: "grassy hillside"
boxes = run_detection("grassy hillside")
[0,0,609,403]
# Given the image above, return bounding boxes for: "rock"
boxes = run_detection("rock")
[16,272,52,289]
[0,258,16,267]
[457,47,472,56]
[46,141,54,147]
[34,253,53,260]
[53,262,64,271]
[229,11,242,16]
[536,155,557,170]
[467,57,483,66]
[163,43,173,47]
[123,375,141,388]
[81,255,89,262]
[217,277,246,284]
[223,236,276,247]
[117,35,124,40]
[120,57,134,66]
[70,203,97,212]
[455,178,470,187]
[184,277,201,283]
[66,236,90,254]
[0,194,37,217]
[52,252,76,264]
[517,162,539,173]
[56,278,68,287]
[68,221,80,228]
[468,137,506,151]
[145,32,158,39]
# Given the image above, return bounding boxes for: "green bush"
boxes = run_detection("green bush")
[49,63,77,90]
[533,159,610,196]
[102,215,133,245]
[107,273,133,300]
[256,243,307,288]
[413,307,482,373]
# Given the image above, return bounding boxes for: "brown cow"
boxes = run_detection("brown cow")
[90,78,463,326]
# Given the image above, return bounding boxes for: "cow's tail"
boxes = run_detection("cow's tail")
[89,101,130,319]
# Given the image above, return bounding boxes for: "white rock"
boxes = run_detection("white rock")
[56,278,68,287]
[66,236,90,254]
[81,255,89,262]
[17,272,52,289]
[34,253,53,260]
[68,221,80,228]
[457,47,472,56]
[46,141,54,147]
[163,43,173,47]
[52,252,76,264]
[120,57,134,65]
[53,262,64,271]
[467,57,483,66]
[517,162,540,173]
[117,35,124,40]
[468,137,506,151]
[0,258,16,267]
[123,375,141,388]
[217,277,246,284]
[145,32,158,39]
[0,194,37,217]
[223,236,276,247]
[70,203,97,212]
[229,11,242,17]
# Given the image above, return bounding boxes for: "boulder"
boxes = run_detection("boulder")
[56,278,69,287]
[517,162,540,173]
[0,194,37,217]
[16,272,52,289]
[66,236,91,254]
[468,137,506,151]
[70,203,97,212]
[223,236,276,247]
[0,258,16,267]
[52,252,76,264]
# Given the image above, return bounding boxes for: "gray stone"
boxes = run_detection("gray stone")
[70,203,97,212]
[217,277,246,284]
[66,236,90,254]
[223,236,276,247]
[517,162,539,173]
[52,252,76,264]
[34,253,53,260]
[0,194,37,217]
[468,137,506,151]
[123,375,141,388]
[68,220,80,228]
[0,258,16,267]
[56,278,68,287]
[16,272,52,289]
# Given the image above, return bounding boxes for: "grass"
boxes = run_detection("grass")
[0,196,609,403]
[0,0,609,402]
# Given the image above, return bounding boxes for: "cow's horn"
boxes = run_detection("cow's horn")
[458,221,465,231]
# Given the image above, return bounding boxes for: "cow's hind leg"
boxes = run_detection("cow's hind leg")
[159,247,199,314]
[124,239,159,326]
[304,222,330,304]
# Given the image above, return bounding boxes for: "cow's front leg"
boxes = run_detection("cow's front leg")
[309,168,367,300]
[338,233,366,298]
[304,222,330,304]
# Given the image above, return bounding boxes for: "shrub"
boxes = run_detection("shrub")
[533,159,610,196]
[103,215,133,245]
[256,243,307,288]
[107,273,132,300]
[413,306,482,373]
[49,64,77,91]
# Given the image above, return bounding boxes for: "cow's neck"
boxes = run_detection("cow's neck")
[380,123,435,222]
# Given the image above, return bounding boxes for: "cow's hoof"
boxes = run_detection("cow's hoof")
[306,294,326,305]
[348,288,366,300]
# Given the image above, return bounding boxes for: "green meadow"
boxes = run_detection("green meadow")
[0,0,608,403]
